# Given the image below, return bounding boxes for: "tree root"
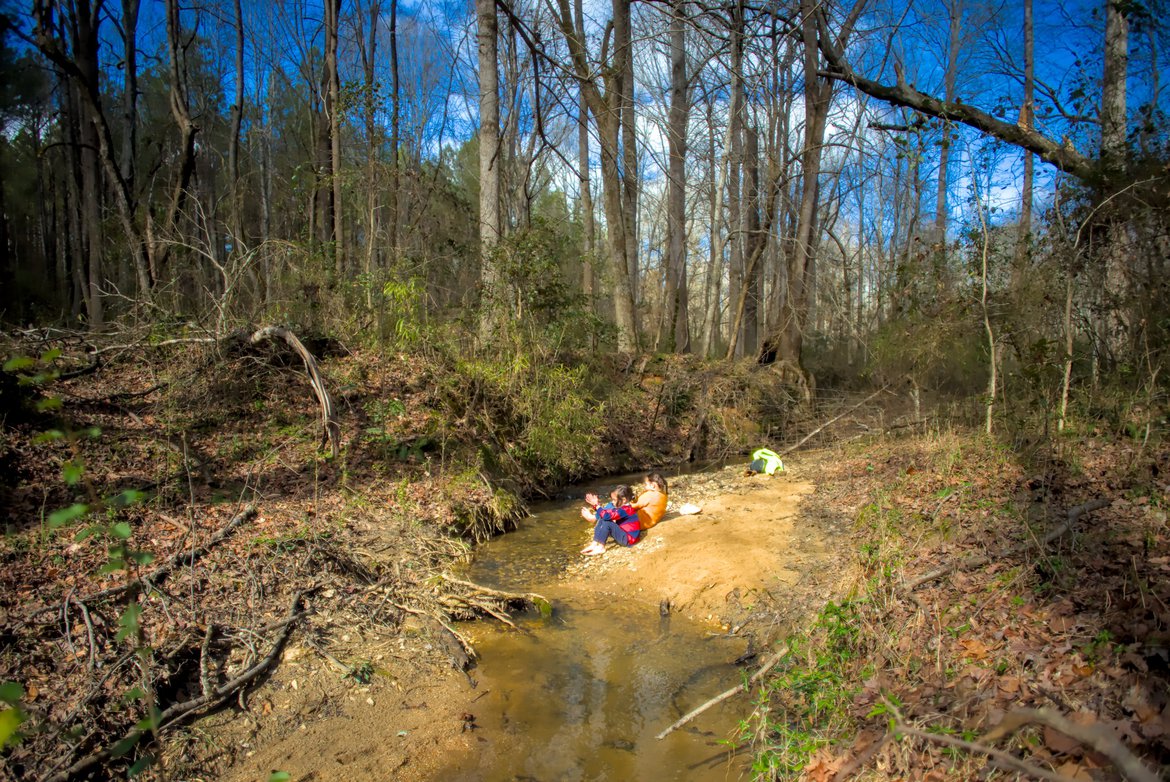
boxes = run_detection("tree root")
[248,326,340,457]
[42,590,306,782]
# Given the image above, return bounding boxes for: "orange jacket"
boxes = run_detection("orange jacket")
[632,489,668,529]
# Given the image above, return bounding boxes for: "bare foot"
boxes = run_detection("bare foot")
[581,543,605,556]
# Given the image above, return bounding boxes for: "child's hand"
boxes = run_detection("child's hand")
[580,507,596,522]
[584,492,599,508]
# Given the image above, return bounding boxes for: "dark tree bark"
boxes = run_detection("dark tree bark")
[120,0,139,193]
[576,0,595,304]
[726,0,745,356]
[388,0,400,257]
[228,0,245,243]
[934,0,960,241]
[664,0,690,352]
[616,0,639,305]
[324,0,344,274]
[740,125,760,355]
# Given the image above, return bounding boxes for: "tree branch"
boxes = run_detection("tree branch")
[814,10,1096,183]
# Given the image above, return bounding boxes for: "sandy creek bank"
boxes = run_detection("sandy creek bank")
[204,460,851,780]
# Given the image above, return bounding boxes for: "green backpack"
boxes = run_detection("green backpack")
[749,447,784,475]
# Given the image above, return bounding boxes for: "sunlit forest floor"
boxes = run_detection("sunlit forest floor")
[1,339,1167,780]
[760,432,1170,780]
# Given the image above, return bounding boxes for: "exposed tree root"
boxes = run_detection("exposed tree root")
[42,590,306,782]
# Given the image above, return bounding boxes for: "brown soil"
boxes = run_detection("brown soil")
[196,462,848,782]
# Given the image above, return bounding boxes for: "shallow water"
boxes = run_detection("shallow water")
[438,487,753,781]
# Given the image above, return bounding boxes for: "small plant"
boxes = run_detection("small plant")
[745,601,866,777]
[3,351,156,772]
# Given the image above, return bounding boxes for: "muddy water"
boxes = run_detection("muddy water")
[438,488,752,781]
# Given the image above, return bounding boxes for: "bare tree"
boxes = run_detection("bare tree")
[552,0,640,350]
[478,0,503,338]
[324,0,344,273]
[664,0,690,352]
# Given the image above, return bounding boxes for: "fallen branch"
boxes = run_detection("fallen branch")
[778,386,887,457]
[982,708,1160,782]
[43,591,305,782]
[85,505,258,604]
[249,326,341,457]
[656,644,789,740]
[898,723,1074,782]
[90,336,220,356]
[27,506,259,624]
[881,697,1074,782]
[904,497,1112,592]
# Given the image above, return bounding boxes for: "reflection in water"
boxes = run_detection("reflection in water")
[440,494,752,781]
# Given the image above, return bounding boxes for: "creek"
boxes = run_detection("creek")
[437,478,753,781]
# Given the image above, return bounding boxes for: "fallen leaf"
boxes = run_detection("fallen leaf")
[1044,725,1082,755]
[1055,761,1093,780]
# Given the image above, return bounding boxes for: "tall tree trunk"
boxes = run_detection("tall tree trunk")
[1017,0,1034,268]
[228,0,245,244]
[726,0,745,356]
[477,0,502,338]
[741,125,760,355]
[121,0,139,193]
[62,88,86,320]
[700,100,724,357]
[665,0,690,353]
[388,0,400,258]
[158,0,199,283]
[34,0,154,299]
[934,0,960,242]
[80,96,104,326]
[1100,0,1128,169]
[616,0,638,309]
[360,0,381,301]
[776,0,833,371]
[553,0,638,351]
[325,0,344,274]
[576,0,595,304]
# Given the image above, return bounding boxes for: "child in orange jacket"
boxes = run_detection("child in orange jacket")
[631,472,668,530]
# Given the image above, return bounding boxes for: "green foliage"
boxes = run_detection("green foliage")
[0,682,28,750]
[747,601,867,777]
[482,218,609,353]
[451,355,602,486]
[869,307,988,395]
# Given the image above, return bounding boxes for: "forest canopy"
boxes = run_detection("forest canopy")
[0,0,1167,399]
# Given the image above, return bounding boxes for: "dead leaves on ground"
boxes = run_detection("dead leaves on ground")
[795,434,1169,780]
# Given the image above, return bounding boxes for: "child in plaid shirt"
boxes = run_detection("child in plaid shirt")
[580,484,641,556]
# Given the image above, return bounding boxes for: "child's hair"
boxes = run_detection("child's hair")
[611,484,635,504]
[645,472,668,494]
